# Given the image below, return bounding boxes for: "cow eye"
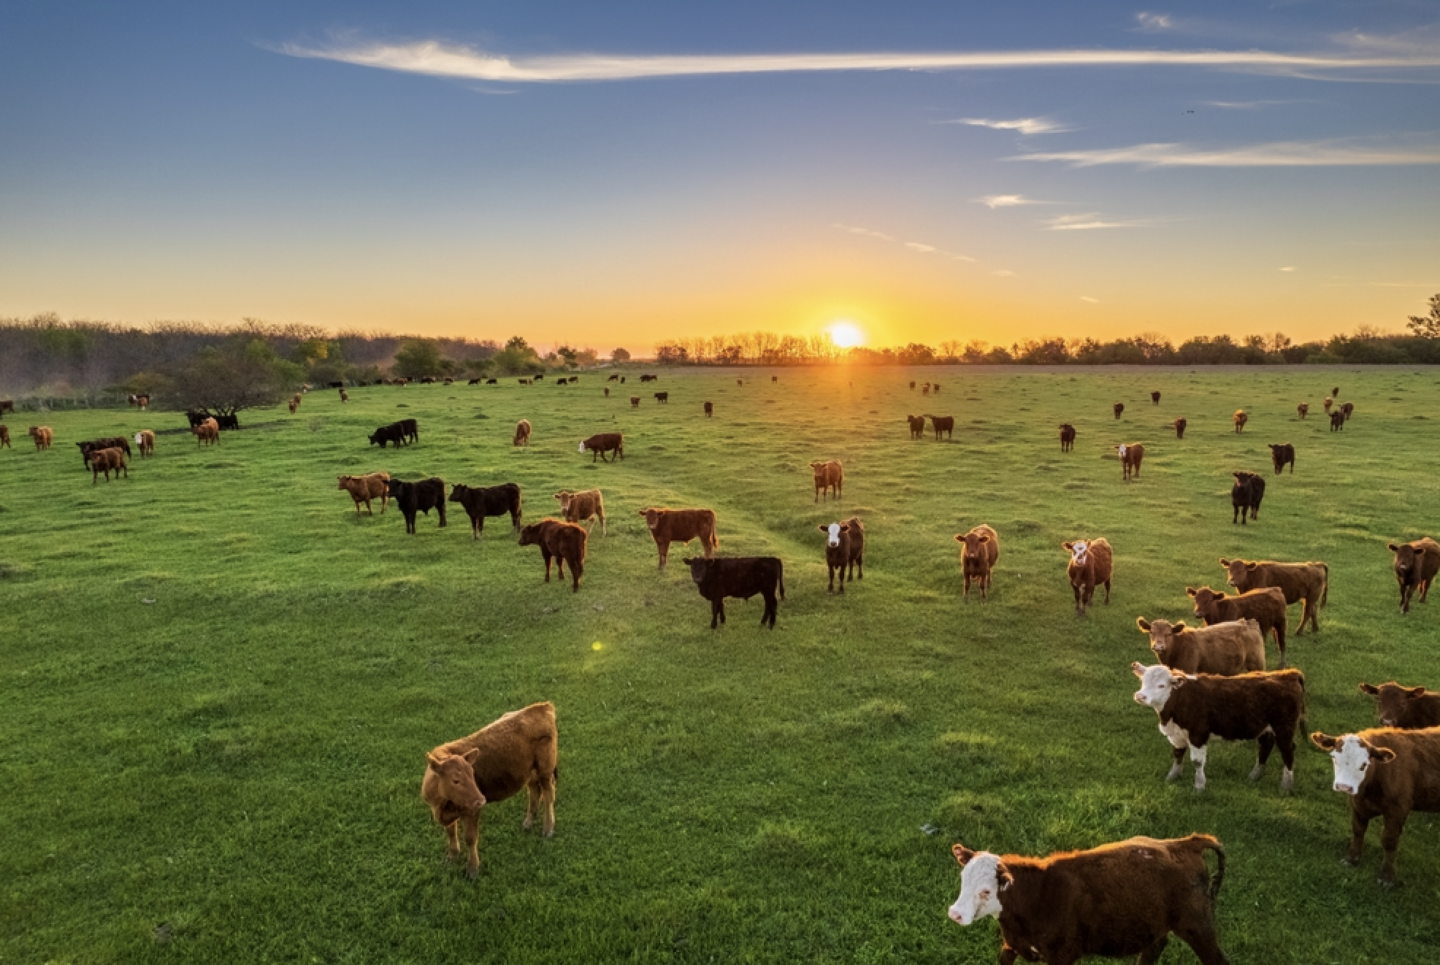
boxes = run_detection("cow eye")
[979,889,989,900]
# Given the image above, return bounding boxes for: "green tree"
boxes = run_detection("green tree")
[611,347,631,362]
[491,338,543,376]
[168,339,302,418]
[392,339,444,379]
[1406,294,1440,339]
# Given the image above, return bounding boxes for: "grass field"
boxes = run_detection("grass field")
[3,365,1440,964]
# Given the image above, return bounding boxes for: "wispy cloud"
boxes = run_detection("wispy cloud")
[948,117,1069,135]
[834,224,972,261]
[1014,139,1440,167]
[1204,98,1308,109]
[1079,295,1100,303]
[1135,12,1174,32]
[905,242,936,252]
[834,223,893,241]
[976,193,1057,208]
[1279,266,1297,272]
[1045,213,1150,230]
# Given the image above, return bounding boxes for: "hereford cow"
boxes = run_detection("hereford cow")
[192,420,219,446]
[630,396,640,407]
[909,415,927,440]
[639,507,718,568]
[948,834,1231,965]
[819,517,865,593]
[421,701,557,879]
[1133,663,1305,792]
[88,447,127,484]
[0,425,9,448]
[704,401,713,417]
[1342,401,1355,421]
[337,472,391,515]
[1113,401,1124,419]
[654,392,669,404]
[1329,410,1345,431]
[682,556,785,629]
[956,524,999,601]
[553,489,606,534]
[1118,443,1144,481]
[928,415,954,440]
[518,518,588,592]
[1388,537,1440,613]
[1062,538,1112,615]
[385,477,447,534]
[28,426,54,450]
[1311,727,1440,885]
[579,432,624,462]
[368,423,407,448]
[1174,417,1187,439]
[450,483,523,538]
[1136,617,1266,676]
[1297,402,1309,419]
[809,460,844,503]
[1219,558,1329,635]
[1058,423,1075,452]
[513,419,531,447]
[1231,471,1264,524]
[1360,682,1440,730]
[1187,585,1289,665]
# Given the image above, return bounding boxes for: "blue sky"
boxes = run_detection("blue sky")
[2,1,1438,350]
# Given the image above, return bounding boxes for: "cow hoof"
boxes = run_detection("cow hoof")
[1247,765,1265,782]
[1341,855,1360,867]
[465,866,480,880]
[1378,877,1397,889]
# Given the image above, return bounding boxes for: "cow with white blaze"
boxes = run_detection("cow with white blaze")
[1062,538,1112,615]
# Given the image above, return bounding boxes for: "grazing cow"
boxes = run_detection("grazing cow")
[1187,585,1289,665]
[909,381,916,390]
[1219,558,1329,635]
[1360,682,1440,730]
[518,378,530,385]
[192,420,219,446]
[368,423,407,448]
[909,415,927,440]
[922,384,930,396]
[1323,396,1334,412]
[1137,617,1266,676]
[607,374,619,382]
[421,701,557,879]
[553,489,606,534]
[1062,538,1112,615]
[1388,537,1440,613]
[1057,423,1075,452]
[1311,727,1440,885]
[578,432,624,463]
[1268,443,1295,474]
[1230,471,1264,524]
[449,482,523,538]
[703,401,713,417]
[385,477,447,534]
[819,517,865,592]
[1118,443,1144,481]
[134,430,155,458]
[1113,401,1124,419]
[518,519,588,592]
[513,419,531,447]
[554,377,567,385]
[809,460,843,503]
[654,391,669,403]
[88,447,127,484]
[0,399,14,413]
[639,374,656,382]
[639,507,719,568]
[339,389,349,403]
[928,415,954,440]
[1232,410,1247,433]
[1329,410,1345,431]
[0,425,9,449]
[28,426,53,450]
[1297,402,1309,419]
[1151,390,1162,405]
[948,835,1231,965]
[772,375,778,384]
[1342,401,1354,421]
[396,418,419,444]
[956,524,999,601]
[486,378,497,385]
[682,557,785,629]
[1174,417,1187,439]
[630,396,640,407]
[1133,663,1305,792]
[336,472,391,515]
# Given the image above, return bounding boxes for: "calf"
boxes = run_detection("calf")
[385,477,447,534]
[1311,727,1440,885]
[0,425,9,448]
[630,396,640,407]
[1268,443,1295,474]
[819,517,865,592]
[1151,390,1162,405]
[927,414,954,440]
[339,389,349,403]
[1323,395,1334,412]
[450,482,523,537]
[1174,417,1187,439]
[704,401,713,417]
[639,507,718,568]
[1133,663,1305,792]
[1220,557,1328,635]
[1329,410,1345,431]
[1388,537,1440,613]
[579,432,624,462]
[27,426,53,450]
[337,471,391,515]
[654,391,669,403]
[909,415,927,440]
[1057,423,1075,452]
[956,524,999,601]
[89,447,127,484]
[1118,442,1144,480]
[1359,682,1440,730]
[683,556,785,629]
[1062,538,1112,615]
[518,519,588,591]
[809,460,843,502]
[1297,402,1309,419]
[421,701,558,879]
[1230,471,1264,524]
[1342,401,1354,421]
[513,419,531,447]
[1187,585,1288,665]
[1232,410,1247,433]
[368,423,407,448]
[1136,617,1265,676]
[948,834,1230,965]
[1113,401,1124,419]
[553,489,606,534]
[192,420,219,446]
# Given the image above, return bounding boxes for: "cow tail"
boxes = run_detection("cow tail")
[1321,564,1329,607]
[1296,671,1308,736]
[1202,837,1226,900]
[778,561,786,601]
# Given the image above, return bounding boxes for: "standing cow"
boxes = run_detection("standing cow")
[449,482,523,538]
[1058,424,1075,452]
[579,432,624,462]
[1118,443,1144,481]
[1062,538,1112,615]
[1231,472,1265,524]
[639,507,719,569]
[1388,537,1440,613]
[956,524,999,601]
[820,517,865,593]
[1173,418,1187,440]
[513,419,531,447]
[518,519,588,592]
[1233,410,1248,433]
[1219,557,1328,636]
[1268,443,1295,474]
[809,460,843,503]
[385,477,447,534]
[683,557,785,629]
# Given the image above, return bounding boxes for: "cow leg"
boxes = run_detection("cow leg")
[855,555,862,580]
[762,590,777,628]
[1165,730,1187,782]
[1189,742,1208,791]
[1277,731,1297,791]
[443,819,461,863]
[1175,927,1230,965]
[437,504,446,528]
[571,556,582,592]
[658,540,668,569]
[1249,731,1275,781]
[1273,619,1286,666]
[543,551,553,582]
[962,573,971,601]
[524,782,541,830]
[1072,582,1082,614]
[1103,579,1111,604]
[827,564,835,593]
[1377,813,1408,885]
[1422,578,1432,604]
[1344,809,1372,867]
[461,809,481,879]
[1400,583,1412,614]
[1136,935,1170,965]
[709,598,723,629]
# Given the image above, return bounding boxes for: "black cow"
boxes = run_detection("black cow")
[607,374,619,382]
[185,410,209,428]
[77,436,132,465]
[396,418,419,443]
[328,381,344,389]
[1232,471,1266,525]
[486,378,498,384]
[682,557,785,629]
[386,477,447,534]
[1269,443,1295,475]
[216,413,239,430]
[449,483,523,538]
[467,378,481,385]
[654,392,669,404]
[1330,410,1345,431]
[368,423,407,448]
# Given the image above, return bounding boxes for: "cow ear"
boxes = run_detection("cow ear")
[1173,621,1188,630]
[1136,617,1151,632]
[978,535,989,544]
[1370,746,1398,763]
[1171,675,1186,689]
[1218,558,1231,566]
[1062,542,1074,551]
[1131,661,1150,678]
[954,534,964,542]
[818,525,828,532]
[951,844,975,866]
[1359,682,1379,695]
[1387,543,1399,552]
[997,865,1013,891]
[1185,587,1197,598]
[426,751,446,769]
[1310,732,1338,751]
[1245,562,1258,572]
[1407,687,1427,699]
[461,748,481,765]
[840,525,850,533]
[1417,547,1429,557]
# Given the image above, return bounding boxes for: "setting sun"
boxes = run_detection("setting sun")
[827,321,865,348]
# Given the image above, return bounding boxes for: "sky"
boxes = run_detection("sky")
[2,1,1439,353]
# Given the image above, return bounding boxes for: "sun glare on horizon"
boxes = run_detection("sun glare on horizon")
[827,321,865,348]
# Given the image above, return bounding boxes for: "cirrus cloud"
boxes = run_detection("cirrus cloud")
[1014,139,1440,167]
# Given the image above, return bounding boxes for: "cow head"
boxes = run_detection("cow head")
[448,484,469,503]
[1063,540,1089,566]
[1311,732,1395,795]
[639,508,661,530]
[337,475,353,490]
[1388,542,1427,581]
[682,558,711,585]
[134,432,143,445]
[425,748,485,810]
[1185,585,1226,618]
[949,844,1008,925]
[954,529,991,560]
[1136,617,1185,657]
[577,440,588,452]
[820,522,849,547]
[384,478,403,497]
[554,492,574,513]
[1359,682,1428,728]
[518,523,543,546]
[1218,557,1257,589]
[1116,444,1128,459]
[1132,662,1182,709]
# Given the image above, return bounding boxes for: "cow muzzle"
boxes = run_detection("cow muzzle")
[1133,693,1149,705]
[1335,783,1353,795]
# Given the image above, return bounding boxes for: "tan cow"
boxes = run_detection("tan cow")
[1136,617,1265,675]
[1297,402,1309,419]
[1233,410,1248,433]
[809,460,843,503]
[28,426,53,450]
[1219,558,1328,635]
[553,489,606,534]
[192,419,219,446]
[514,419,532,447]
[337,472,391,515]
[956,524,999,601]
[0,424,10,449]
[638,507,719,568]
[89,447,128,484]
[134,430,155,457]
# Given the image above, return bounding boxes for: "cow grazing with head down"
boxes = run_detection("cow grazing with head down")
[1113,401,1124,419]
[1173,417,1187,439]
[337,471,390,515]
[1137,617,1265,676]
[579,433,624,462]
[1058,423,1075,452]
[956,524,999,601]
[1311,726,1440,885]
[909,415,927,440]
[513,419,531,447]
[639,507,719,568]
[450,482,523,538]
[1062,538,1112,615]
[809,460,843,503]
[554,489,605,534]
[518,519,588,591]
[1118,443,1144,480]
[1220,557,1328,635]
[421,701,558,879]
[1360,682,1440,730]
[1297,402,1309,419]
[1231,472,1264,524]
[1187,585,1288,665]
[927,415,954,440]
[368,423,407,448]
[1268,443,1295,474]
[1388,537,1440,613]
[683,556,785,629]
[385,477,447,534]
[820,517,865,592]
[1329,410,1345,431]
[948,834,1231,965]
[1133,663,1305,792]
[88,447,127,484]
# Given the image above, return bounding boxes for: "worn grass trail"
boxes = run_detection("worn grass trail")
[2,366,1439,963]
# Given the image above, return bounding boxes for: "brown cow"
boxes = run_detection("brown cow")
[28,426,53,450]
[1113,401,1124,419]
[1187,585,1289,665]
[948,835,1230,965]
[421,701,558,878]
[518,518,588,592]
[339,389,349,403]
[909,415,926,440]
[1232,410,1247,433]
[1297,402,1309,419]
[1388,537,1440,613]
[809,460,843,503]
[554,489,606,534]
[603,387,609,397]
[1268,443,1295,474]
[514,419,531,447]
[1151,390,1162,405]
[1062,538,1112,615]
[639,507,719,568]
[134,430,155,457]
[703,401,713,417]
[1342,401,1354,421]
[1173,417,1187,439]
[630,395,640,407]
[820,517,865,593]
[192,419,219,446]
[0,399,13,413]
[337,472,391,515]
[1136,617,1265,676]
[1311,726,1440,885]
[1058,423,1075,452]
[0,424,9,449]
[1117,442,1144,481]
[1323,396,1334,412]
[956,524,999,601]
[1329,409,1345,431]
[1220,558,1328,635]
[89,447,127,483]
[288,399,298,414]
[927,415,954,440]
[922,384,930,396]
[578,432,623,462]
[1231,471,1264,524]
[1359,682,1440,730]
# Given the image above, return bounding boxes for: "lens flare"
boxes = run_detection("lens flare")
[827,321,864,348]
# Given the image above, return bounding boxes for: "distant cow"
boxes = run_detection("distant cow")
[385,477,447,534]
[1220,557,1329,636]
[639,507,719,568]
[0,425,9,449]
[396,418,419,444]
[554,489,606,534]
[683,556,785,629]
[1133,663,1305,792]
[328,381,344,389]
[467,378,481,385]
[450,482,523,538]
[1297,402,1309,419]
[1062,538,1112,615]
[88,447,127,484]
[948,834,1230,965]
[607,374,619,382]
[1173,417,1187,439]
[928,415,954,440]
[337,472,391,515]
[820,517,865,593]
[78,436,131,465]
[1269,443,1295,474]
[133,430,155,457]
[1332,385,1340,396]
[1233,410,1247,433]
[630,396,640,407]
[1388,537,1440,613]
[1323,396,1335,412]
[1187,585,1289,665]
[604,387,610,397]
[703,401,713,417]
[639,374,657,382]
[486,378,497,385]
[1311,727,1440,885]
[288,399,298,414]
[184,410,209,428]
[1151,390,1161,405]
[514,419,531,447]
[578,432,624,463]
[1113,401,1124,419]
[654,392,669,404]
[192,420,219,446]
[771,375,777,384]
[215,413,239,431]
[0,399,14,413]
[1330,410,1345,431]
[1058,423,1076,451]
[28,426,53,450]
[809,460,843,503]
[1231,471,1264,524]
[368,423,407,448]
[1137,617,1266,676]
[909,415,927,440]
[922,384,930,396]
[421,701,557,879]
[339,389,349,403]
[909,381,916,390]
[932,384,940,394]
[1359,682,1440,730]
[1118,443,1144,481]
[956,524,999,601]
[1342,401,1354,421]
[518,519,588,592]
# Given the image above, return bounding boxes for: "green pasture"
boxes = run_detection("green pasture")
[3,366,1440,964]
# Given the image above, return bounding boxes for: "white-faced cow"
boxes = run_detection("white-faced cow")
[1062,538,1112,615]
